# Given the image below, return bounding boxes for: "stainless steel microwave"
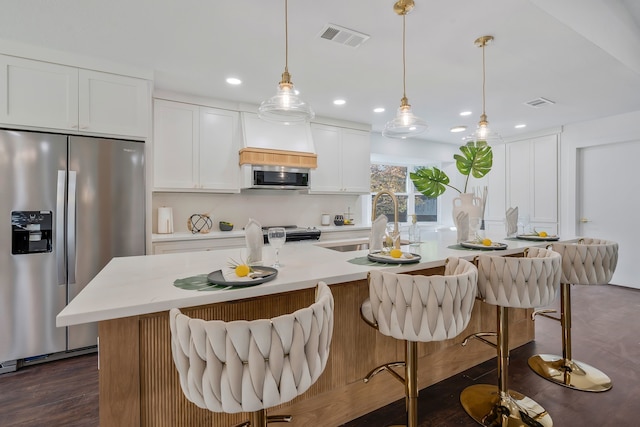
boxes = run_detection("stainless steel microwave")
[250,165,310,189]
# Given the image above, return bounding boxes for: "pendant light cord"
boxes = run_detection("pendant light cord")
[481,41,486,117]
[402,14,407,100]
[284,0,289,74]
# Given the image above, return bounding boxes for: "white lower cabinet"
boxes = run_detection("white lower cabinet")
[153,99,240,192]
[310,123,370,194]
[0,54,150,137]
[506,134,558,232]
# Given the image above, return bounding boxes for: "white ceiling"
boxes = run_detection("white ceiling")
[1,0,640,144]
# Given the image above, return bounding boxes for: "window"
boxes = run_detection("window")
[370,164,438,223]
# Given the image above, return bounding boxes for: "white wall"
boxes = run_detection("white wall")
[559,110,640,235]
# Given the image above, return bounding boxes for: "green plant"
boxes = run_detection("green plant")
[410,140,493,197]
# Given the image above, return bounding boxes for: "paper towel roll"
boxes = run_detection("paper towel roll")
[157,207,174,234]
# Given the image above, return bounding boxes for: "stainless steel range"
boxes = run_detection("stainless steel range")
[261,225,321,243]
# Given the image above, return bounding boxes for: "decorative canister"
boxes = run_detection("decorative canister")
[157,207,174,234]
[187,214,213,234]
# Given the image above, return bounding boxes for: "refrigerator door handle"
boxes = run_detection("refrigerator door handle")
[56,170,66,286]
[68,170,77,286]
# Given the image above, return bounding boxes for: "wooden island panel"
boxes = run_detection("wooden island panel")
[98,267,534,427]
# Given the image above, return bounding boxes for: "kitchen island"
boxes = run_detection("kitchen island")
[57,231,551,426]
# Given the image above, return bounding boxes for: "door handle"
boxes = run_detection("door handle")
[68,171,77,286]
[56,171,66,286]
[579,217,591,223]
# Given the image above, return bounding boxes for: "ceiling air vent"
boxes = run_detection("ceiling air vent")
[319,24,370,48]
[525,97,556,108]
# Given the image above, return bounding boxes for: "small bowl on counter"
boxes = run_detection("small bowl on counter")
[219,221,234,231]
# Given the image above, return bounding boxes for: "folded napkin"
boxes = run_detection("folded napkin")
[455,211,469,243]
[506,207,518,236]
[244,218,263,265]
[369,215,388,252]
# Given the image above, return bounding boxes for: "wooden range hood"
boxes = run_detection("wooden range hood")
[239,147,317,169]
[239,112,317,169]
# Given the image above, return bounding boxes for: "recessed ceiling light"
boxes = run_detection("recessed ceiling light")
[460,111,472,116]
[373,107,385,113]
[515,124,527,129]
[226,77,242,85]
[450,125,467,133]
[333,99,346,106]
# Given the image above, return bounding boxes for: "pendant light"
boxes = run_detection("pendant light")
[258,0,314,124]
[467,35,501,144]
[382,0,427,139]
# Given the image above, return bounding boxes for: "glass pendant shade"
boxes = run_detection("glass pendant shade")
[465,114,501,144]
[467,35,502,144]
[382,102,427,138]
[258,0,313,125]
[382,2,427,139]
[258,80,314,124]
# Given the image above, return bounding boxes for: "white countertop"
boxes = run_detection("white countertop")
[57,231,554,327]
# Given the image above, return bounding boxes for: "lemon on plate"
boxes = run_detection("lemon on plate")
[389,248,403,258]
[234,264,251,277]
[482,238,493,246]
[538,231,548,237]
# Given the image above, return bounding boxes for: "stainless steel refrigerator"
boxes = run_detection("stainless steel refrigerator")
[0,129,145,368]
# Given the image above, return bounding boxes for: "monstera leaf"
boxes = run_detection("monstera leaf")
[410,140,493,197]
[410,167,451,198]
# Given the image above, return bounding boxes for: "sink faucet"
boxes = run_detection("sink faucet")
[371,190,400,249]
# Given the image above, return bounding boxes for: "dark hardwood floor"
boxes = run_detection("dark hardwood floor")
[1,284,638,426]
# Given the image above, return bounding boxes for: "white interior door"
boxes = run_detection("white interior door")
[578,140,640,288]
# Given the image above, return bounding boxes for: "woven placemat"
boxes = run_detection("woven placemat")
[347,256,396,266]
[173,274,232,291]
[447,244,478,251]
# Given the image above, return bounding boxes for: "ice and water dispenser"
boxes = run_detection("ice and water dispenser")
[11,211,53,254]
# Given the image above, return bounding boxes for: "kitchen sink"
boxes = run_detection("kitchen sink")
[322,242,370,252]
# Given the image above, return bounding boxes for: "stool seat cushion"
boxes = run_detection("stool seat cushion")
[552,238,618,286]
[368,257,477,342]
[169,282,334,414]
[477,247,561,308]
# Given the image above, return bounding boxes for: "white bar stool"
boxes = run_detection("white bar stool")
[460,247,561,427]
[528,238,618,392]
[169,282,334,427]
[360,257,478,427]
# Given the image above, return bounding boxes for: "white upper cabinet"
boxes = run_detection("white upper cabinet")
[0,55,79,129]
[310,123,371,194]
[153,99,240,193]
[506,134,558,227]
[153,99,199,189]
[0,54,150,138]
[78,69,149,137]
[198,107,240,191]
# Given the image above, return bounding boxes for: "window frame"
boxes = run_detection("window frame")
[370,161,440,225]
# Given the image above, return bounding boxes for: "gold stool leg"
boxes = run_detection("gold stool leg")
[461,306,553,426]
[528,283,613,392]
[406,340,418,427]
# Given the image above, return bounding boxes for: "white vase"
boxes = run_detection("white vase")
[452,193,482,240]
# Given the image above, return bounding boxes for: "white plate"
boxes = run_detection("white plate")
[460,241,508,250]
[367,251,421,264]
